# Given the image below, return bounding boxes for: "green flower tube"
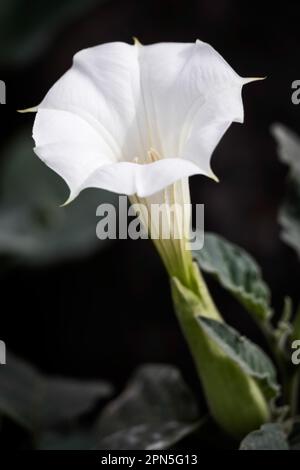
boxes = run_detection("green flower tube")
[171,264,270,438]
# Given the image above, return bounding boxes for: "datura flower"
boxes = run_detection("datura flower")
[32,39,253,201]
[29,40,268,438]
[31,39,258,284]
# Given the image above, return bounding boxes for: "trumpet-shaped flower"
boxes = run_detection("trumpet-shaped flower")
[32,39,255,204]
[29,40,270,437]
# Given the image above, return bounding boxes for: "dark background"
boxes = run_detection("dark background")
[0,0,299,415]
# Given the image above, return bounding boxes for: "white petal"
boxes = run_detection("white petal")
[32,40,251,200]
[78,158,202,199]
[33,108,204,201]
[33,108,114,195]
[37,42,145,162]
[137,40,245,174]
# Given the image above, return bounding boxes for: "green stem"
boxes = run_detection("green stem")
[157,236,221,320]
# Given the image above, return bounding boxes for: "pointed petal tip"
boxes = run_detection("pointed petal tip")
[133,37,142,47]
[59,194,75,208]
[208,171,220,183]
[242,76,267,85]
[17,106,38,113]
[59,200,69,208]
[195,38,207,46]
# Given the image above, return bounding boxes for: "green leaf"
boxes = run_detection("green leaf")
[197,317,280,401]
[193,233,272,321]
[94,364,203,450]
[271,123,300,257]
[0,128,118,265]
[239,423,289,450]
[0,352,113,432]
[0,0,109,67]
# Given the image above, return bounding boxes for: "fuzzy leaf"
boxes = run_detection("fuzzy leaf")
[197,317,279,401]
[194,233,272,321]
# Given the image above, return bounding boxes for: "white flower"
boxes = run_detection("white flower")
[32,39,258,204]
[30,39,261,284]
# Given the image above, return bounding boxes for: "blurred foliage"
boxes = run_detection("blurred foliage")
[271,123,300,347]
[0,0,109,67]
[0,352,113,433]
[95,365,202,450]
[0,127,118,266]
[240,423,289,450]
[271,124,300,259]
[0,355,204,450]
